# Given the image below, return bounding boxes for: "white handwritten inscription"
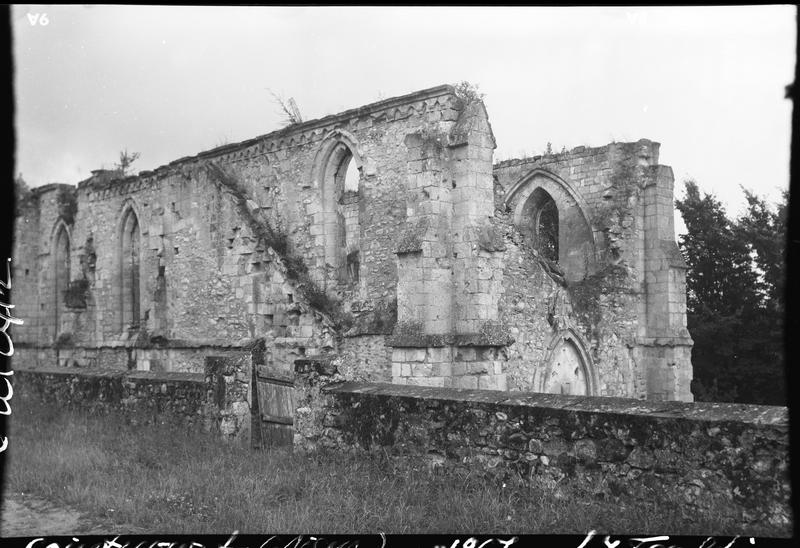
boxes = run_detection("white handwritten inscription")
[26,533,380,548]
[1,258,22,453]
[18,531,768,548]
[26,13,50,26]
[1,257,23,357]
[578,531,757,548]
[436,538,518,548]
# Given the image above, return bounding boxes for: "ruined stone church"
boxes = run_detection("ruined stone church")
[12,84,694,407]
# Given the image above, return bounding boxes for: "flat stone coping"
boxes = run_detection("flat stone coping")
[13,340,254,349]
[323,381,788,427]
[14,366,205,383]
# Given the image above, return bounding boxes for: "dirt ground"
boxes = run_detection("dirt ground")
[1,492,146,537]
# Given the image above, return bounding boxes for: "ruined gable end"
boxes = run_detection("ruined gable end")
[12,85,693,422]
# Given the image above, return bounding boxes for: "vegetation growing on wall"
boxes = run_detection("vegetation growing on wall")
[115,149,141,176]
[593,164,639,264]
[452,81,485,110]
[568,264,633,341]
[15,173,32,205]
[203,161,352,331]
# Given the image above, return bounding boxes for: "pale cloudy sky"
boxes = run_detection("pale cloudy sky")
[12,5,796,221]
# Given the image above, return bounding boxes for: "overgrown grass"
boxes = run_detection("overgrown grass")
[2,395,768,535]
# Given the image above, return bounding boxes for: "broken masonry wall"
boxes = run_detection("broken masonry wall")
[11,86,461,384]
[11,184,76,350]
[11,86,692,402]
[493,140,693,401]
[198,86,460,319]
[12,163,335,375]
[493,210,563,393]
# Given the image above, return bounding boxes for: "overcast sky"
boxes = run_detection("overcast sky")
[12,5,796,222]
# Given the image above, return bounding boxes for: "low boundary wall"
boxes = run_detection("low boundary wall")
[12,353,252,440]
[294,369,790,530]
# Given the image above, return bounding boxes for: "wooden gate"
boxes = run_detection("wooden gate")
[252,363,294,448]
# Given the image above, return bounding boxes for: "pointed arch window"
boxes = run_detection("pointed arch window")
[53,225,70,338]
[523,187,559,263]
[321,140,361,285]
[120,208,141,329]
[536,190,559,262]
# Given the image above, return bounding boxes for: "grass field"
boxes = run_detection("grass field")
[1,394,774,535]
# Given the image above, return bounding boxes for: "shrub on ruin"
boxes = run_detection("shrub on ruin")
[452,81,485,110]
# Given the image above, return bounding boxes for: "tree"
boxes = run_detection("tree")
[268,89,303,127]
[676,181,759,315]
[735,188,788,310]
[14,173,31,201]
[452,81,485,110]
[115,149,141,175]
[676,180,787,405]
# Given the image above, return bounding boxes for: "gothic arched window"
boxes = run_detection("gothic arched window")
[120,208,141,329]
[523,187,559,263]
[321,140,361,285]
[53,224,70,338]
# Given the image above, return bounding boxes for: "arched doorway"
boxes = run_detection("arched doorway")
[541,331,595,396]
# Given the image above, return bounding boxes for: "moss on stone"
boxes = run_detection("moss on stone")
[388,320,513,348]
[395,217,429,255]
[568,264,631,328]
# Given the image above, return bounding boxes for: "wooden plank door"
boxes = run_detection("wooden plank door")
[253,364,294,448]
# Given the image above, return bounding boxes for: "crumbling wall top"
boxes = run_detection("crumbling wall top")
[77,84,458,192]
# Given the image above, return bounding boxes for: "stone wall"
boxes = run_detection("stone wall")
[11,85,694,402]
[294,374,790,532]
[12,350,252,440]
[493,141,693,400]
[10,86,458,377]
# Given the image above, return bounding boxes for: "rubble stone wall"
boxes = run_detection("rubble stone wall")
[13,349,252,439]
[294,377,790,531]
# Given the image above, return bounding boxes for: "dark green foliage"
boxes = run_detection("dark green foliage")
[676,181,787,405]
